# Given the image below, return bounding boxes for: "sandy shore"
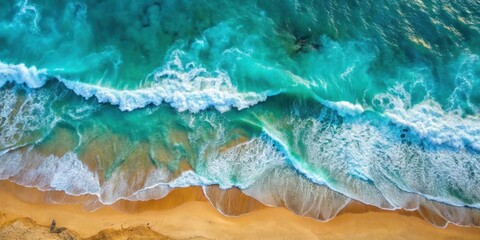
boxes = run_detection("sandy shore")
[0,180,479,240]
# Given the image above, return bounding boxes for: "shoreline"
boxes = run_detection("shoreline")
[1,180,479,239]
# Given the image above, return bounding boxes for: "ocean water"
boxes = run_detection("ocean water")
[1,0,480,226]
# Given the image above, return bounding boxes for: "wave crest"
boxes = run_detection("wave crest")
[0,55,272,113]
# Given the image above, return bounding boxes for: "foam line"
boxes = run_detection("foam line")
[385,101,480,151]
[60,79,270,112]
[0,62,47,89]
[0,61,271,113]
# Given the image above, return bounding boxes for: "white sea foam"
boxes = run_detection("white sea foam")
[0,151,101,196]
[0,57,271,113]
[320,99,365,117]
[243,167,352,221]
[167,170,215,188]
[261,121,394,209]
[314,84,480,152]
[0,85,57,150]
[0,62,47,88]
[385,101,480,151]
[371,81,480,152]
[199,136,285,189]
[65,50,272,112]
[286,105,480,210]
[0,149,221,204]
[60,78,268,113]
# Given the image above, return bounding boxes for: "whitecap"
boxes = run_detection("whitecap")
[0,62,47,89]
[0,58,272,113]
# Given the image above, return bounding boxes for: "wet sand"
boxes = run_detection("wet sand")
[0,180,479,240]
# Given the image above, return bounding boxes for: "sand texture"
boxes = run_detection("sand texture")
[1,181,479,240]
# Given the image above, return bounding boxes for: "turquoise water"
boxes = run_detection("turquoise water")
[1,0,480,226]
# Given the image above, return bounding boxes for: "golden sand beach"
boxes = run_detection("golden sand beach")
[0,180,479,240]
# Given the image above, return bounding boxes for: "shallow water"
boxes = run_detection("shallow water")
[1,0,480,226]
